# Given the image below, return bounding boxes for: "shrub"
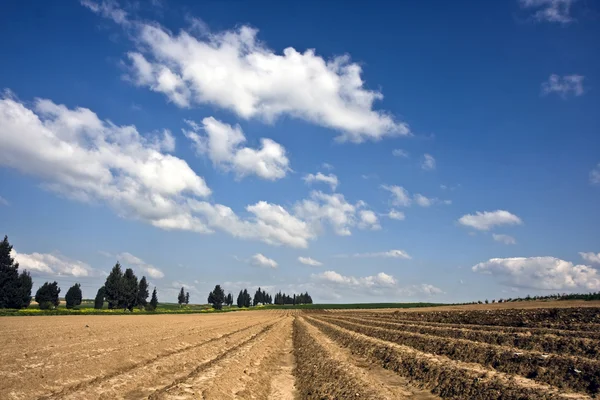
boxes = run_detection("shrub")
[35,282,60,309]
[65,283,82,309]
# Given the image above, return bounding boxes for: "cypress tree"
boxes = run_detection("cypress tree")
[185,291,190,305]
[122,268,138,311]
[104,262,123,309]
[242,289,251,307]
[207,284,225,310]
[237,290,243,308]
[148,287,158,311]
[35,281,60,309]
[0,235,32,309]
[137,276,149,308]
[65,283,82,309]
[94,286,105,309]
[178,287,186,306]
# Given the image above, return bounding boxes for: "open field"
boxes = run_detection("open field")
[1,305,599,399]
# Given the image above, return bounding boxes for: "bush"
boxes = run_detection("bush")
[35,282,60,309]
[65,283,82,309]
[94,286,105,309]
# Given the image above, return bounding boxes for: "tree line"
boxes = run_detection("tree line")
[0,235,160,311]
[3,235,315,311]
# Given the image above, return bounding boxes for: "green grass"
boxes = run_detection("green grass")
[0,302,446,316]
[260,302,445,310]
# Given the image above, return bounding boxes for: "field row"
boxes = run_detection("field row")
[307,314,594,399]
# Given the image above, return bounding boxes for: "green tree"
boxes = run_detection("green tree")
[65,283,82,309]
[147,287,158,311]
[242,289,251,308]
[137,276,149,308]
[185,291,190,305]
[35,281,60,310]
[122,268,138,311]
[94,286,105,309]
[0,235,33,309]
[178,287,186,307]
[237,290,243,308]
[226,293,233,306]
[104,262,123,309]
[208,284,225,310]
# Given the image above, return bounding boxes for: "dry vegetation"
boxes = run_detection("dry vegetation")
[1,303,599,399]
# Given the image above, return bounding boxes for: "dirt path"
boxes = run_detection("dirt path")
[155,316,297,399]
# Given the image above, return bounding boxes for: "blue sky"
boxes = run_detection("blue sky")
[0,0,599,303]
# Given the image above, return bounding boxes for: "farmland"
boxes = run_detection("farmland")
[1,303,599,399]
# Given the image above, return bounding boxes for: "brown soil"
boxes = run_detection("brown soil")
[2,305,599,399]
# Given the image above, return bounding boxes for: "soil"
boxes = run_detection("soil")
[1,305,599,399]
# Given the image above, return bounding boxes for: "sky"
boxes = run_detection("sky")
[0,0,599,304]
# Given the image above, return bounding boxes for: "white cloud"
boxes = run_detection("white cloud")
[188,200,314,248]
[381,185,447,208]
[392,149,409,158]
[298,256,323,266]
[321,163,334,170]
[337,250,411,259]
[358,210,381,230]
[303,172,339,191]
[0,93,211,228]
[541,74,585,98]
[183,117,289,180]
[472,256,600,290]
[580,252,600,264]
[11,249,99,277]
[458,210,523,231]
[387,209,405,221]
[117,252,165,279]
[294,191,375,236]
[381,185,411,207]
[493,234,517,245]
[590,163,600,185]
[0,92,318,249]
[250,253,278,268]
[421,154,436,171]
[85,2,409,143]
[311,270,442,297]
[519,0,578,24]
[414,194,433,207]
[0,195,8,206]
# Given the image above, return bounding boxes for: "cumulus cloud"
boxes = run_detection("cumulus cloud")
[294,191,377,236]
[84,2,410,143]
[0,92,329,248]
[472,256,600,290]
[311,270,442,297]
[541,74,585,98]
[298,256,323,266]
[493,234,517,245]
[336,250,411,259]
[117,252,165,279]
[590,163,600,185]
[421,154,436,171]
[580,252,600,264]
[183,117,289,180]
[303,172,339,191]
[392,149,409,158]
[250,253,278,268]
[387,209,405,220]
[458,210,523,231]
[381,185,448,208]
[519,0,578,24]
[11,249,99,277]
[358,210,381,230]
[381,185,411,207]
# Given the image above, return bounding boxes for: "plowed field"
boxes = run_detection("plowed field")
[1,305,599,399]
